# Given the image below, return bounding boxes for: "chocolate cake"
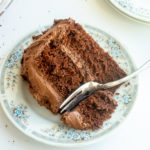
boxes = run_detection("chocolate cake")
[21,18,127,130]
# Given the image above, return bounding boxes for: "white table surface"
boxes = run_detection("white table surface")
[0,0,150,149]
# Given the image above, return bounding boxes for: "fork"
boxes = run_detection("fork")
[59,59,150,114]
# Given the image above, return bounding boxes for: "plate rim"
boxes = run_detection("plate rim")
[107,0,150,24]
[0,24,139,147]
[0,0,13,16]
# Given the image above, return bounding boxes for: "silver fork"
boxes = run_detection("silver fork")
[59,59,150,114]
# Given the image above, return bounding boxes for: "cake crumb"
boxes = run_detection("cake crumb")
[8,139,15,144]
[5,124,8,128]
[115,93,120,95]
[125,82,130,87]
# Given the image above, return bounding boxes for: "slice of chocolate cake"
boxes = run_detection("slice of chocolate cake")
[21,18,126,129]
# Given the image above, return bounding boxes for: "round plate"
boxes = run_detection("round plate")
[0,25,138,147]
[108,0,150,23]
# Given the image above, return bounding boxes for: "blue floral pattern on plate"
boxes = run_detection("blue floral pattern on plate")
[0,25,138,146]
[41,125,91,141]
[109,0,150,22]
[10,101,29,125]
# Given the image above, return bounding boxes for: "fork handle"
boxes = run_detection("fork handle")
[97,59,150,90]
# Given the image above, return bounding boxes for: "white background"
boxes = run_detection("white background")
[0,0,150,150]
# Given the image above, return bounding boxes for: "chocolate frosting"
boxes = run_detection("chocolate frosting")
[62,110,89,129]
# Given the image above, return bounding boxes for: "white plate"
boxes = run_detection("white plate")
[108,0,150,23]
[0,25,138,147]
